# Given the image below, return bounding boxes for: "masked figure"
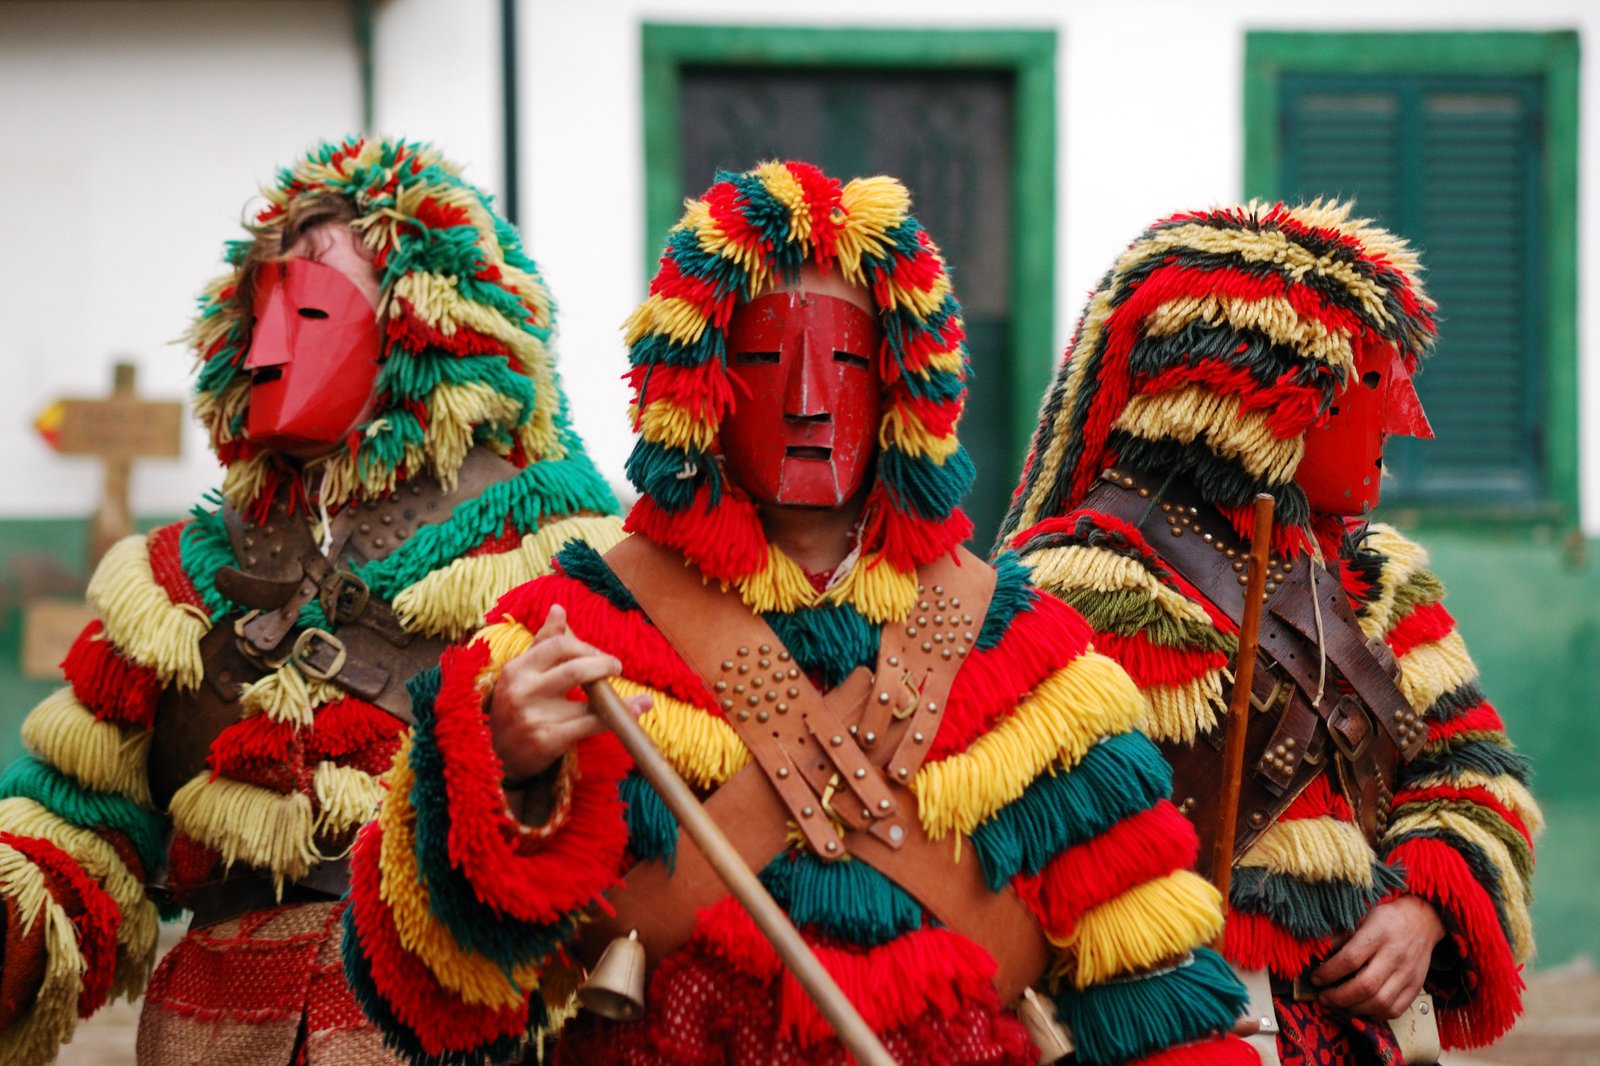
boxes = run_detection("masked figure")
[0,137,622,1065]
[342,162,1258,1066]
[999,203,1539,1064]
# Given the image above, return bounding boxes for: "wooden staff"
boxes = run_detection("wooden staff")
[584,679,897,1066]
[1211,492,1276,942]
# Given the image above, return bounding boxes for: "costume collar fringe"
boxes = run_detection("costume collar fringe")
[622,162,975,620]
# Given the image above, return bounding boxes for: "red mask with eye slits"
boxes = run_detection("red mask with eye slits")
[1297,338,1433,516]
[244,257,382,458]
[722,290,883,507]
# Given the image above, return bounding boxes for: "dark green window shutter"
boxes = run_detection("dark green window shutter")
[1279,75,1545,506]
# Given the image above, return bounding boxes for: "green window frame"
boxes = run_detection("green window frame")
[640,23,1057,465]
[1244,31,1579,524]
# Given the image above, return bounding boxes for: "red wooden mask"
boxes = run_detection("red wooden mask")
[1298,338,1433,516]
[722,288,883,508]
[244,257,382,458]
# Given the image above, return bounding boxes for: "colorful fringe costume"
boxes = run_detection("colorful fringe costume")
[0,138,621,1065]
[342,161,1256,1065]
[1000,203,1540,1061]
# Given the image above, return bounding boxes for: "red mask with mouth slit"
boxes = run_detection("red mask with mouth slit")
[1297,338,1433,516]
[244,257,383,457]
[722,287,883,508]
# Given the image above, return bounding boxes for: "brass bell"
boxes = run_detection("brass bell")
[1017,987,1075,1064]
[577,930,646,1021]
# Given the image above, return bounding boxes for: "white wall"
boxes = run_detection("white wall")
[0,1,362,517]
[3,0,1594,535]
[520,0,1598,533]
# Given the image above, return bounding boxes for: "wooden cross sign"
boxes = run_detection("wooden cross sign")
[35,360,185,565]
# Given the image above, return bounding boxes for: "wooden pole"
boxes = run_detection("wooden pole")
[584,679,898,1066]
[1211,492,1276,943]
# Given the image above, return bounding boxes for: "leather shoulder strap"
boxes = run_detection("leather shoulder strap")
[594,535,1048,1002]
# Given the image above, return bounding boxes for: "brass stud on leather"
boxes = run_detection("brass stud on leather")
[1238,574,1249,585]
[788,668,801,679]
[759,658,771,669]
[957,646,968,657]
[934,614,944,625]
[715,681,727,692]
[736,710,749,720]
[777,766,789,778]
[933,633,944,644]
[854,768,867,780]
[777,703,788,714]
[270,545,281,556]
[887,655,899,667]
[913,731,924,744]
[397,528,409,541]
[373,537,386,548]
[734,683,746,694]
[1138,487,1150,498]
[922,641,933,652]
[721,660,734,672]
[907,626,918,637]
[756,711,769,722]
[951,598,961,608]
[934,585,944,595]
[1233,561,1245,572]
[849,724,859,735]
[738,663,750,675]
[963,614,973,625]
[788,687,799,698]
[738,646,750,657]
[1265,582,1277,594]
[1248,810,1267,828]
[1202,532,1214,543]
[752,676,764,688]
[917,616,927,626]
[1161,501,1173,513]
[1171,526,1183,537]
[825,841,838,853]
[802,806,814,817]
[1226,548,1237,559]
[897,767,910,779]
[779,650,792,661]
[919,600,930,610]
[747,694,760,707]
[831,735,844,747]
[878,799,891,811]
[1120,476,1134,489]
[877,692,890,704]
[942,648,953,660]
[863,731,877,744]
[721,698,734,711]
[765,690,778,702]
[759,644,771,655]
[381,513,394,525]
[926,702,938,714]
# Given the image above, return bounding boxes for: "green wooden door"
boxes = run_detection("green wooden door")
[1279,74,1546,507]
[676,65,1016,545]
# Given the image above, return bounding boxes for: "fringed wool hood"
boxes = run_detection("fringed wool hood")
[622,161,974,624]
[188,136,578,514]
[1000,201,1437,548]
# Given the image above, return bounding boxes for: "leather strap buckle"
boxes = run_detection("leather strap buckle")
[319,570,371,625]
[1326,694,1372,761]
[292,628,348,681]
[233,610,295,669]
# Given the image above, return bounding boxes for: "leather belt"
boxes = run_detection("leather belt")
[182,856,350,930]
[1047,469,1421,870]
[579,535,1050,1003]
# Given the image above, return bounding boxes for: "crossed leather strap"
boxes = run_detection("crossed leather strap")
[1063,469,1427,875]
[577,536,1050,1003]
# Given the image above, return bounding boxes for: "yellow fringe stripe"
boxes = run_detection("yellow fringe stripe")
[168,773,319,887]
[1402,769,1544,837]
[915,653,1147,840]
[823,553,919,626]
[1057,869,1225,989]
[1237,816,1378,885]
[0,798,158,967]
[1140,294,1355,371]
[1396,632,1478,721]
[478,618,538,676]
[1386,807,1535,962]
[238,663,342,729]
[1355,524,1433,638]
[0,844,84,1066]
[20,688,153,807]
[834,177,910,282]
[378,747,536,1008]
[1115,388,1303,484]
[880,406,961,462]
[394,514,626,640]
[1140,672,1227,746]
[735,545,820,615]
[620,678,749,790]
[637,399,718,452]
[313,762,386,838]
[86,535,208,690]
[755,162,814,249]
[623,293,714,349]
[1024,544,1216,628]
[20,685,152,800]
[422,382,528,483]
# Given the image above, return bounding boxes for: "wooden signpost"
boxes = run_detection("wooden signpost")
[20,360,184,678]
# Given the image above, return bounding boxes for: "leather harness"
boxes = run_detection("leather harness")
[577,536,1051,1004]
[1029,469,1427,878]
[148,449,520,925]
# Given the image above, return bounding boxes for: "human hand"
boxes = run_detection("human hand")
[487,604,651,786]
[1311,895,1445,1019]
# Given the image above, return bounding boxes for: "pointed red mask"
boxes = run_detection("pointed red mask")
[244,257,382,457]
[722,289,883,508]
[1298,339,1433,515]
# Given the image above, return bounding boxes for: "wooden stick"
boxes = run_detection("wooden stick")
[1211,492,1276,938]
[584,679,897,1066]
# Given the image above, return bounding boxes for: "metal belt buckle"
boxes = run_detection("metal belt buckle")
[1250,677,1288,716]
[319,570,371,625]
[292,628,348,680]
[893,670,920,720]
[1326,694,1372,762]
